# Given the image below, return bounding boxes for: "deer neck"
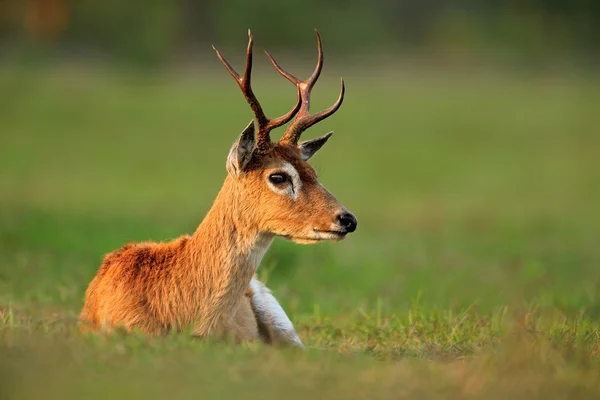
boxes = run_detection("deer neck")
[184,176,272,334]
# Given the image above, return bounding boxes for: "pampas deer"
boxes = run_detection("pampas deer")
[79,30,357,348]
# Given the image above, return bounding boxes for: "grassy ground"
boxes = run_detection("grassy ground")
[1,64,599,399]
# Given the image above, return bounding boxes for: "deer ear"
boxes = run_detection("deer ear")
[227,120,256,176]
[298,131,333,161]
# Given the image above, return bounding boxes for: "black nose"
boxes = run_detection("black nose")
[336,212,357,233]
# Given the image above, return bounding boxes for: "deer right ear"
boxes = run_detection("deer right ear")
[298,131,333,161]
[227,120,256,176]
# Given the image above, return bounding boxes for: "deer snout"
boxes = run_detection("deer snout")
[335,211,357,233]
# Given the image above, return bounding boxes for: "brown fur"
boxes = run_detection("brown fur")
[79,143,346,342]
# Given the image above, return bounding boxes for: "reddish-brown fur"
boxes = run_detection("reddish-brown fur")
[79,31,355,344]
[79,144,345,341]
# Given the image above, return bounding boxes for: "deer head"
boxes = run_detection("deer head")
[212,30,357,244]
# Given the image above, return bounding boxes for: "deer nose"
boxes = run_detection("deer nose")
[336,212,357,233]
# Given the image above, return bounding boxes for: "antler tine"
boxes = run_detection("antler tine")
[297,78,344,132]
[212,30,302,152]
[212,31,266,129]
[264,29,344,145]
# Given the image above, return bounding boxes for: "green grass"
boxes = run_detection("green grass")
[1,64,600,399]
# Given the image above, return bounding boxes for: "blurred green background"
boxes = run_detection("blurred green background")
[1,1,600,399]
[1,0,599,67]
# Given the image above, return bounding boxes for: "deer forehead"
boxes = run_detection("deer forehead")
[259,146,317,178]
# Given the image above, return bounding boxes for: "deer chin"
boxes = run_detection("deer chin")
[312,229,348,242]
[287,237,323,245]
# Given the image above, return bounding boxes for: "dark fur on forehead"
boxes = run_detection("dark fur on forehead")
[244,143,318,181]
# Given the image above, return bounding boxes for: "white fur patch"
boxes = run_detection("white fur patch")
[249,278,304,348]
[247,234,274,271]
[266,162,302,201]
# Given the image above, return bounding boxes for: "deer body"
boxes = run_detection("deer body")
[80,182,273,339]
[79,30,356,347]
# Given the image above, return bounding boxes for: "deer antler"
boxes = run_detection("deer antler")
[212,30,302,153]
[265,29,345,145]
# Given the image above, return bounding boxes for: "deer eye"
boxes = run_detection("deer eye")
[268,173,289,185]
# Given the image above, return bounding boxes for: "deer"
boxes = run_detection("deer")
[78,30,357,348]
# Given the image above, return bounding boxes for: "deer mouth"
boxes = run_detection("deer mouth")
[311,229,348,241]
[279,229,347,244]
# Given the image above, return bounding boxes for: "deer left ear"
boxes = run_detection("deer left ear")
[227,120,256,176]
[298,132,333,161]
